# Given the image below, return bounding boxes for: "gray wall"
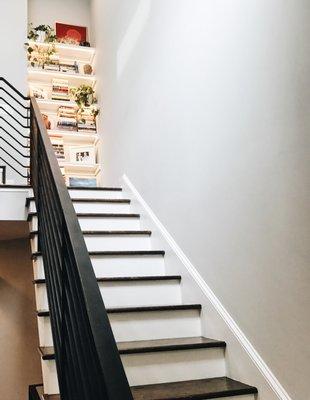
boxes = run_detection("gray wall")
[91,1,310,399]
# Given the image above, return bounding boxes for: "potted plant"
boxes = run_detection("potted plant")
[70,85,96,107]
[25,43,57,68]
[27,24,57,43]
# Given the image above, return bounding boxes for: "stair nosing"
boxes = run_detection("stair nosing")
[33,275,181,285]
[37,304,201,317]
[39,337,226,360]
[28,212,140,219]
[31,250,166,259]
[68,186,122,191]
[26,197,131,205]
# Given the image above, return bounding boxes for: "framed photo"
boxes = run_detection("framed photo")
[56,23,87,44]
[69,146,95,165]
[51,138,65,160]
[68,176,97,188]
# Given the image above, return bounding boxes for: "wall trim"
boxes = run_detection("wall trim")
[122,173,292,400]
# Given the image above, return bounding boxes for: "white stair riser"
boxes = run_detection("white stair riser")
[37,309,202,347]
[84,235,151,251]
[33,254,166,279]
[27,200,36,213]
[69,189,123,199]
[35,280,182,310]
[29,215,141,233]
[73,202,131,213]
[37,316,53,347]
[31,236,38,253]
[78,217,141,231]
[110,309,202,342]
[28,200,131,214]
[29,215,38,231]
[91,255,166,277]
[33,256,44,280]
[122,347,226,386]
[31,233,151,253]
[42,359,59,395]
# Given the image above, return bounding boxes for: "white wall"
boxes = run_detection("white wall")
[91,1,310,399]
[0,1,27,92]
[28,0,92,42]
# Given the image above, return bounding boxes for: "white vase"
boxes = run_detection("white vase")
[36,31,46,43]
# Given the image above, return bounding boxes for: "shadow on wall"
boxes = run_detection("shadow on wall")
[0,238,42,400]
[117,0,151,79]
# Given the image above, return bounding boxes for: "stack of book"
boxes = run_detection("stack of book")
[59,62,79,74]
[51,78,70,101]
[77,109,97,133]
[57,105,77,131]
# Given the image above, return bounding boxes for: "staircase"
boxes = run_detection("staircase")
[0,78,257,399]
[28,186,258,400]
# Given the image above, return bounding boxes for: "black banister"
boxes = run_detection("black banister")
[30,97,133,400]
[0,77,30,183]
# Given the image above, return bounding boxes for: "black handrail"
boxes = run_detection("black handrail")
[30,97,133,400]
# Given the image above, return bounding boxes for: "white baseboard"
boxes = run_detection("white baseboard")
[122,174,292,400]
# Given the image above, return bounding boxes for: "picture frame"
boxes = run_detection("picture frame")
[69,146,96,165]
[56,22,87,44]
[51,138,65,160]
[67,176,97,188]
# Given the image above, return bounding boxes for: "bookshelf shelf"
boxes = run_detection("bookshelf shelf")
[27,41,96,64]
[59,162,101,174]
[28,68,96,87]
[48,129,99,145]
[35,99,77,113]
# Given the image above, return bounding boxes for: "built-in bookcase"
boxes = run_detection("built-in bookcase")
[27,42,101,188]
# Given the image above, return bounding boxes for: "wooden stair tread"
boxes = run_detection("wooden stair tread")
[82,230,152,235]
[34,275,181,285]
[37,304,201,317]
[67,186,122,191]
[32,250,166,259]
[38,377,257,400]
[131,377,258,399]
[26,197,131,206]
[39,337,226,359]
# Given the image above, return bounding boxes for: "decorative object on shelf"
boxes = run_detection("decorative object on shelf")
[68,176,97,187]
[56,22,87,44]
[83,64,93,75]
[42,114,51,129]
[25,43,57,68]
[80,41,91,47]
[52,78,70,101]
[69,146,96,164]
[30,86,49,100]
[51,138,65,160]
[27,24,57,43]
